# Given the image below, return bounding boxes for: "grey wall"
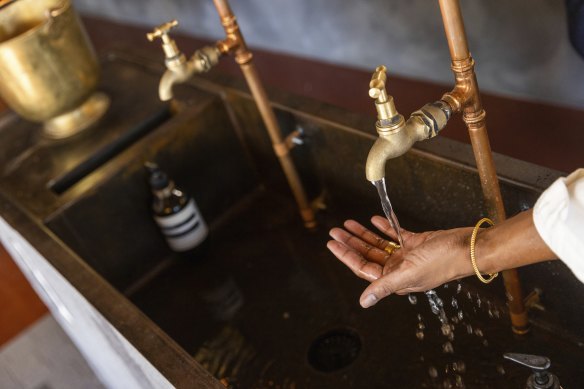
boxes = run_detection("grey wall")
[74,0,584,110]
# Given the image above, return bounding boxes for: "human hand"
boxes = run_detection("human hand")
[327,216,474,308]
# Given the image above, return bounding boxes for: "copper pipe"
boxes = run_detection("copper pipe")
[212,0,317,229]
[438,0,529,334]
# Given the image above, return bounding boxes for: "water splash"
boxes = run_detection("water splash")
[372,178,405,247]
[442,341,454,354]
[457,310,464,321]
[428,366,439,378]
[425,290,449,324]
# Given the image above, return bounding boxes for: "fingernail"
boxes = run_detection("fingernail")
[361,294,378,308]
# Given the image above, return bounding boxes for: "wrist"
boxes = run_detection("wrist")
[450,227,479,280]
[473,222,499,275]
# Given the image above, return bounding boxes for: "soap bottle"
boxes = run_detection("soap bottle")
[146,162,208,253]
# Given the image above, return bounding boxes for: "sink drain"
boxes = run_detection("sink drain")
[307,328,361,372]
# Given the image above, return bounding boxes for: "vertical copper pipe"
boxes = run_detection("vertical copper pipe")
[212,0,317,229]
[439,0,529,334]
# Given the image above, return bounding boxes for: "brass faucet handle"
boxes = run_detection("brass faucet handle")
[146,20,179,42]
[369,65,388,102]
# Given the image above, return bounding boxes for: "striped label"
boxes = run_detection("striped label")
[154,198,208,252]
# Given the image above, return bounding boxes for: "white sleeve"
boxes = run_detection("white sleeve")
[533,168,584,283]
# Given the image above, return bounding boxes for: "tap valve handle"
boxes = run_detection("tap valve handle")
[504,353,560,389]
[147,20,182,60]
[369,65,388,103]
[147,19,178,42]
[368,65,400,122]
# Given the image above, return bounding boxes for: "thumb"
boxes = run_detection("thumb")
[359,272,407,308]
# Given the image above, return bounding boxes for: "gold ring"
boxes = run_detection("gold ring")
[384,241,400,255]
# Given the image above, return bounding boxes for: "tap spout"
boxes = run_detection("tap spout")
[365,100,451,182]
[366,118,422,182]
[159,68,188,101]
[158,46,221,101]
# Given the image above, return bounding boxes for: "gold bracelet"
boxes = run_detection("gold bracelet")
[470,217,498,284]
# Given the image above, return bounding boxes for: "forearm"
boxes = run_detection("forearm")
[471,209,556,276]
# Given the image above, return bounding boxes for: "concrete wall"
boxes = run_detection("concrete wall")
[74,0,584,109]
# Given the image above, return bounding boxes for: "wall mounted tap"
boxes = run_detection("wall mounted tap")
[365,66,451,182]
[147,20,220,101]
[363,0,530,334]
[146,0,317,229]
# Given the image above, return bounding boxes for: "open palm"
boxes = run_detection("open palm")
[327,216,472,308]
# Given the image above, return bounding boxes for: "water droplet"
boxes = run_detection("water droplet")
[488,309,494,318]
[482,339,489,347]
[457,310,464,320]
[476,297,482,308]
[451,316,459,324]
[441,323,452,336]
[416,330,425,340]
[454,374,465,388]
[426,290,448,324]
[443,283,449,289]
[466,324,473,334]
[474,328,483,337]
[497,365,505,375]
[493,309,500,319]
[417,314,423,321]
[418,322,426,330]
[409,294,418,305]
[442,341,454,354]
[466,291,472,300]
[452,361,466,374]
[451,298,458,309]
[429,366,439,378]
[456,283,462,294]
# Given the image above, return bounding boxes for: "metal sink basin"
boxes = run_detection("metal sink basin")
[1,53,583,388]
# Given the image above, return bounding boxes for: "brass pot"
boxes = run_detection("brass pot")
[0,0,108,138]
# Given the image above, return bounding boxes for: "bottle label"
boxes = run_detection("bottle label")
[154,198,208,252]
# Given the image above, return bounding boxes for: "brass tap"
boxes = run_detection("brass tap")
[147,20,220,101]
[365,66,452,182]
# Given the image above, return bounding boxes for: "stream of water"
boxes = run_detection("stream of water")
[372,178,405,248]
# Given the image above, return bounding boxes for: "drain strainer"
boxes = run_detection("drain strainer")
[307,328,361,372]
